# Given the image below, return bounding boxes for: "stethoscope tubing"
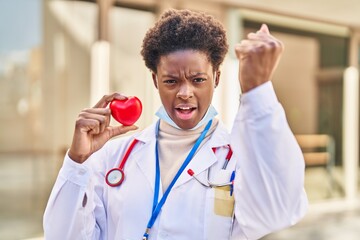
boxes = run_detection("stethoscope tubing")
[104,121,235,240]
[119,139,139,169]
[105,133,234,189]
[187,165,233,188]
[106,139,234,188]
[187,145,234,188]
[105,139,139,187]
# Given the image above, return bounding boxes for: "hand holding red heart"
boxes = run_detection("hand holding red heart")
[68,93,140,164]
[235,24,284,93]
[110,97,142,126]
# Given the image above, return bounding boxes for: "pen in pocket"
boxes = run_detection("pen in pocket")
[229,171,235,196]
[221,145,233,169]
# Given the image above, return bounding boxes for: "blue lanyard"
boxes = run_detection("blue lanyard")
[143,119,213,239]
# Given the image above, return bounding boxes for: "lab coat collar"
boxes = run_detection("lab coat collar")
[131,122,163,194]
[134,119,230,146]
[208,121,231,148]
[131,120,231,191]
[134,121,158,143]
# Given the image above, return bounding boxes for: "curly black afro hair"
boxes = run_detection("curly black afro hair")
[141,9,229,73]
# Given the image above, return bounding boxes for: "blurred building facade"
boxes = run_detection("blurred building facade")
[0,0,359,239]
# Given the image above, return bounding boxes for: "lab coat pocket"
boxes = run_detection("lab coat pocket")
[205,170,235,240]
[214,186,234,217]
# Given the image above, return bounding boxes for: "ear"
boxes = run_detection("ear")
[214,71,221,88]
[152,72,158,89]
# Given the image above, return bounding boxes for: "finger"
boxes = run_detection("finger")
[81,108,112,132]
[235,42,255,59]
[238,38,283,55]
[234,43,242,58]
[108,125,139,138]
[238,39,265,46]
[235,38,274,57]
[114,94,128,101]
[82,107,111,115]
[236,40,267,53]
[245,24,269,39]
[93,93,128,108]
[247,31,277,42]
[79,112,109,133]
[76,118,101,135]
[259,23,270,34]
[89,120,101,135]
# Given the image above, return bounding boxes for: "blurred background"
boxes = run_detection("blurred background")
[0,0,359,239]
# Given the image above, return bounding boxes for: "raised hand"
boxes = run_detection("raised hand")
[235,24,284,93]
[68,94,138,163]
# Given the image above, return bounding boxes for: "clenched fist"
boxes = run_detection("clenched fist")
[235,24,284,93]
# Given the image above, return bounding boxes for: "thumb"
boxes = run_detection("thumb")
[108,125,138,138]
[259,23,270,34]
[234,44,241,59]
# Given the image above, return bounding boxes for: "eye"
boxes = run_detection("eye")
[193,78,206,83]
[163,79,177,84]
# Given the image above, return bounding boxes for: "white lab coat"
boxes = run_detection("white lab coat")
[43,82,308,240]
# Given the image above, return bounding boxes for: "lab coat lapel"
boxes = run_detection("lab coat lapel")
[172,143,217,189]
[172,122,230,189]
[131,120,230,191]
[132,123,164,195]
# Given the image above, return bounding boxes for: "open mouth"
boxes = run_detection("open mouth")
[175,106,196,120]
[176,106,196,113]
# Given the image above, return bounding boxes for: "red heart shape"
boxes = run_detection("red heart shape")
[110,96,142,126]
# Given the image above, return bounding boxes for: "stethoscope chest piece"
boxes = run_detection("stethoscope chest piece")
[105,139,139,187]
[105,168,125,187]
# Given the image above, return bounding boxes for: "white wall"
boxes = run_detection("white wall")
[110,7,157,129]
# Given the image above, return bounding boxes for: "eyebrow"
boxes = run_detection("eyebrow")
[161,72,207,78]
[161,74,178,78]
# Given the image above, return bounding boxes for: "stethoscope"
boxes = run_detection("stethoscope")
[105,119,235,239]
[105,139,234,188]
[187,146,235,189]
[105,139,139,187]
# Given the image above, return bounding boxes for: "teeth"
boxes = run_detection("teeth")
[179,107,191,110]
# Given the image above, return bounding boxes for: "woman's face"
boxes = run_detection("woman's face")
[152,50,220,129]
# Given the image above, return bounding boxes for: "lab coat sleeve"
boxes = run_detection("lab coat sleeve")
[43,151,106,240]
[231,81,308,239]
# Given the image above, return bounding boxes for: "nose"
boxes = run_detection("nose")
[176,81,194,100]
